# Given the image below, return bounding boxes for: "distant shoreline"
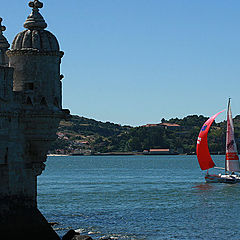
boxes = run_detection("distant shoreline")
[47,152,188,157]
[47,154,69,157]
[47,152,226,157]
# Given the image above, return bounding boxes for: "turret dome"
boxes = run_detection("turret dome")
[11,0,60,52]
[11,29,59,51]
[0,17,10,65]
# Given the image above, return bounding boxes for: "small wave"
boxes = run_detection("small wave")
[88,231,101,235]
[99,233,141,240]
[75,228,85,234]
[75,227,102,236]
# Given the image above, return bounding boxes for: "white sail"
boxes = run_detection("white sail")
[225,99,240,172]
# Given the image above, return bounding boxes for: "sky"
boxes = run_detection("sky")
[2,0,240,126]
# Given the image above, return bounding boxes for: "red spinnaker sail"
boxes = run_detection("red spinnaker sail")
[196,110,225,170]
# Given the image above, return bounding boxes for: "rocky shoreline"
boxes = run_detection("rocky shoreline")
[62,229,113,240]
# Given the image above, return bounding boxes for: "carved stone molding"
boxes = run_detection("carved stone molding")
[6,49,64,57]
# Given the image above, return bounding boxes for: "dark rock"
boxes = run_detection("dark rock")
[62,229,80,240]
[0,207,60,240]
[62,229,94,240]
[62,230,94,240]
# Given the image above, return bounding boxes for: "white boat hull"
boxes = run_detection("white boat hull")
[205,174,240,184]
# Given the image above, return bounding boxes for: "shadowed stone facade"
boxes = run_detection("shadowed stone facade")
[0,1,69,239]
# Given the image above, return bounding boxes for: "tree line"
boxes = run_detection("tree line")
[50,115,240,154]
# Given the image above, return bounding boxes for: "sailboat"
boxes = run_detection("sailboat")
[196,99,240,183]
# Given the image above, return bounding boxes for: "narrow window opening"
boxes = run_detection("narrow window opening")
[24,83,34,91]
[26,96,33,106]
[4,147,8,164]
[40,97,47,106]
[54,97,59,108]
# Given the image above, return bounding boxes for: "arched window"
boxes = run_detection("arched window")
[26,96,33,106]
[4,147,8,164]
[54,97,59,108]
[40,97,47,106]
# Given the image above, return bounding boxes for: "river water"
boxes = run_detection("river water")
[37,155,240,239]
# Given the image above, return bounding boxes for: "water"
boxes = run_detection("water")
[38,155,240,240]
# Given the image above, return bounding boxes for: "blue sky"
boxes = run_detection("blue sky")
[2,0,240,126]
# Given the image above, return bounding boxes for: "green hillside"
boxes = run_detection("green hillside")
[49,114,240,155]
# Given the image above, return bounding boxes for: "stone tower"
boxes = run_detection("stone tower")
[0,1,69,239]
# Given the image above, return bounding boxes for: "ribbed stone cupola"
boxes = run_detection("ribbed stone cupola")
[0,17,13,108]
[0,17,10,65]
[7,0,64,110]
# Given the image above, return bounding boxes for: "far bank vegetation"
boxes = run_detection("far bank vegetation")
[49,115,240,155]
